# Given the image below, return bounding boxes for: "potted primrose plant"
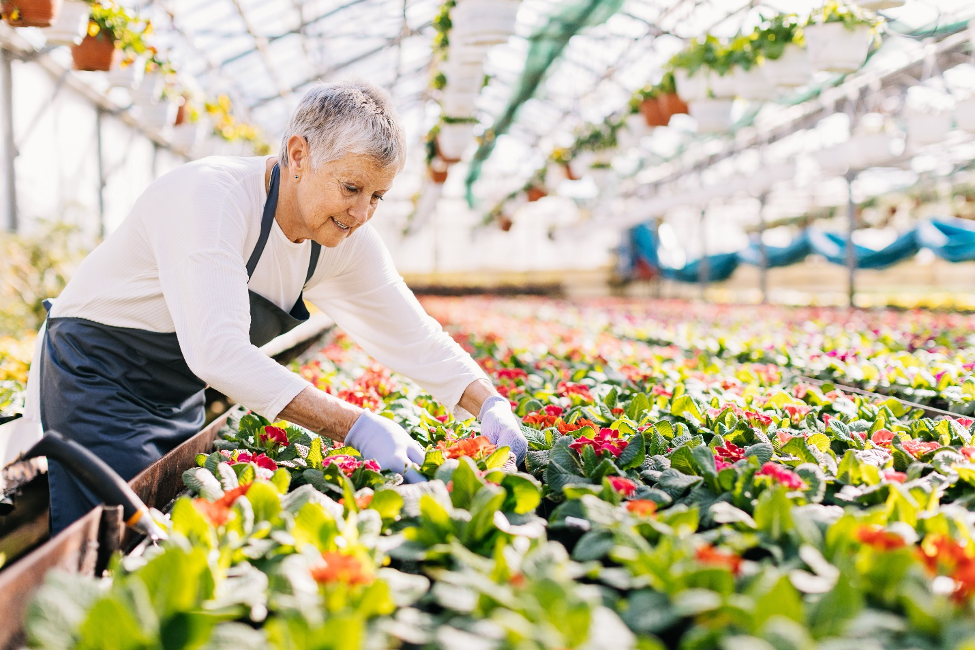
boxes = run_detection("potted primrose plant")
[633,84,666,128]
[668,37,721,102]
[726,34,772,101]
[804,1,881,74]
[757,13,811,88]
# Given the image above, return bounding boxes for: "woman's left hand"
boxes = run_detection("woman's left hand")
[478,395,528,463]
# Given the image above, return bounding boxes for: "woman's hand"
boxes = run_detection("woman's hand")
[478,395,528,463]
[345,410,427,483]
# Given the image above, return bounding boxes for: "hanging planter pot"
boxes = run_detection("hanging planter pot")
[762,44,812,87]
[543,164,565,194]
[436,121,475,163]
[732,65,774,102]
[448,40,491,66]
[588,166,613,190]
[658,93,689,122]
[846,133,898,170]
[39,0,87,44]
[451,0,519,47]
[708,71,737,99]
[954,96,975,133]
[811,144,850,176]
[565,158,584,180]
[803,22,872,73]
[857,0,904,9]
[640,98,667,127]
[443,61,484,95]
[131,70,164,107]
[624,113,648,146]
[139,101,177,132]
[905,112,952,147]
[171,122,202,154]
[673,69,709,103]
[688,99,735,133]
[70,32,116,72]
[106,56,145,89]
[526,186,547,202]
[2,0,61,27]
[441,88,478,118]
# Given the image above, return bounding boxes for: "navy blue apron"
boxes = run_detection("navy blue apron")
[40,163,321,534]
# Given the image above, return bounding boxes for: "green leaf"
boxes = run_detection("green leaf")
[745,443,774,465]
[465,484,506,543]
[617,433,645,471]
[669,446,699,476]
[753,486,793,541]
[582,444,600,476]
[655,420,674,440]
[246,481,282,524]
[482,446,510,469]
[500,474,542,514]
[270,468,290,494]
[627,393,650,422]
[781,437,818,465]
[367,488,404,524]
[307,436,323,470]
[572,529,615,562]
[671,395,703,422]
[751,572,803,631]
[77,594,153,650]
[450,457,483,510]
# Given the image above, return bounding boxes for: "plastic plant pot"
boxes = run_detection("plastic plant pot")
[70,32,116,71]
[2,0,61,27]
[441,88,478,117]
[673,68,709,103]
[40,0,87,44]
[804,22,872,74]
[732,65,774,101]
[443,61,484,94]
[436,122,475,163]
[689,99,735,133]
[140,101,178,132]
[954,96,975,133]
[451,0,519,47]
[106,56,145,89]
[708,70,738,99]
[905,112,952,147]
[762,44,812,87]
[131,71,165,107]
[658,93,689,121]
[526,186,546,202]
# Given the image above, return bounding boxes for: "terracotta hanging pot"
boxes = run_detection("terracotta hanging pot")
[658,93,689,121]
[2,0,62,27]
[640,98,668,127]
[526,186,547,202]
[174,102,186,126]
[71,32,117,72]
[428,166,449,184]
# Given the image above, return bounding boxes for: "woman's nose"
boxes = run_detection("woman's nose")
[348,195,370,222]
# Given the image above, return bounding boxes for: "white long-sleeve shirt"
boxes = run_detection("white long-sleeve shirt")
[22,155,487,431]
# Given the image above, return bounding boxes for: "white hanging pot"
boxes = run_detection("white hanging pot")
[620,113,647,150]
[140,101,177,132]
[673,68,709,103]
[441,88,478,117]
[171,122,202,154]
[106,56,145,89]
[451,0,520,46]
[905,112,952,147]
[131,71,164,107]
[689,99,735,133]
[543,163,565,194]
[443,61,484,95]
[731,65,773,101]
[762,44,812,87]
[566,157,587,180]
[448,40,491,66]
[40,0,89,45]
[846,133,898,169]
[804,22,872,73]
[857,0,904,9]
[954,96,975,133]
[437,122,475,162]
[811,144,850,176]
[588,166,614,190]
[708,70,738,99]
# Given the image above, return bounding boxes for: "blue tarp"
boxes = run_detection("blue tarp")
[627,217,975,283]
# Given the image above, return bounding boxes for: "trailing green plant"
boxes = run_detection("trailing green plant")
[809,1,882,31]
[754,13,806,60]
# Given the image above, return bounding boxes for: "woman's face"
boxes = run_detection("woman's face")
[292,151,397,248]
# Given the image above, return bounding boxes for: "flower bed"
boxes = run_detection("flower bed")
[24,298,975,649]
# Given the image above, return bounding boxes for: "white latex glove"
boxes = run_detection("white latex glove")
[345,411,427,483]
[479,395,528,463]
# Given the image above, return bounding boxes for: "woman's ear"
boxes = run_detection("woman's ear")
[287,135,309,172]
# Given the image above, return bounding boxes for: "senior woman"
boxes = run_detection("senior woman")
[22,80,526,534]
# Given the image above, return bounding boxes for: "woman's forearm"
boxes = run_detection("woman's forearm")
[277,385,362,443]
[457,378,498,418]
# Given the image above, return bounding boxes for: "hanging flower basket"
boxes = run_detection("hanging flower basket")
[106,55,144,89]
[39,0,87,44]
[857,0,904,9]
[171,121,202,154]
[731,65,774,102]
[2,0,61,27]
[131,70,165,107]
[526,186,546,202]
[640,98,668,127]
[905,112,951,147]
[564,160,582,181]
[673,68,709,103]
[140,101,177,131]
[708,71,737,99]
[762,44,812,87]
[658,93,689,121]
[954,96,975,133]
[689,99,735,133]
[436,121,476,163]
[442,88,478,117]
[71,32,116,72]
[451,0,520,47]
[804,22,872,73]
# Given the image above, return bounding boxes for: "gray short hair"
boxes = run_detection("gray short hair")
[278,80,406,172]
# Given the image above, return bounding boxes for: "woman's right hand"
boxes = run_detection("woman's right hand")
[345,410,427,483]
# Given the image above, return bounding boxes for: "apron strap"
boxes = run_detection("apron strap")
[305,242,321,286]
[246,162,280,279]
